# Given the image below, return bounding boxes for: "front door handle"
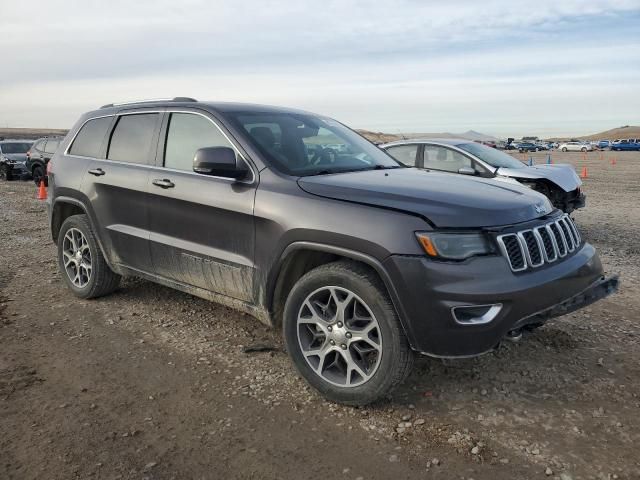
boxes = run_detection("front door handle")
[88,168,105,176]
[152,178,175,189]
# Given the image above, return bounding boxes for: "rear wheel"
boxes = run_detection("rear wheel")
[57,214,121,299]
[562,147,568,152]
[32,165,45,186]
[283,261,413,405]
[581,147,587,152]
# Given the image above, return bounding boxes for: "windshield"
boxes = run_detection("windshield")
[0,142,32,154]
[227,111,401,176]
[457,142,526,169]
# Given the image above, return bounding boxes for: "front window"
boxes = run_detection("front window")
[423,145,472,173]
[0,142,32,154]
[385,144,418,166]
[164,113,237,171]
[456,142,526,169]
[227,112,401,176]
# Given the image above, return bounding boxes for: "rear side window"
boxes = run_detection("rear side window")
[385,145,418,166]
[107,113,159,164]
[69,117,112,158]
[43,139,61,154]
[164,113,235,171]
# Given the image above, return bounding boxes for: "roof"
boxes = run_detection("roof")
[380,138,471,148]
[93,98,316,117]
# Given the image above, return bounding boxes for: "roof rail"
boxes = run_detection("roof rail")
[100,97,198,109]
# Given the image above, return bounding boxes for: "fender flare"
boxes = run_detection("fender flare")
[268,241,416,348]
[50,196,116,271]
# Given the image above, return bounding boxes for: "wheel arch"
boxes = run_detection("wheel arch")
[267,242,414,346]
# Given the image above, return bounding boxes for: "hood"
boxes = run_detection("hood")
[297,168,553,228]
[497,163,581,192]
[2,153,27,163]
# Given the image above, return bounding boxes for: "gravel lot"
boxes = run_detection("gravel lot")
[1,150,638,479]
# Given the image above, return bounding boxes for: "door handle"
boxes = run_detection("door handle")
[152,178,175,189]
[88,168,105,176]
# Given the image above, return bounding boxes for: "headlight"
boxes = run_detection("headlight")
[415,232,495,260]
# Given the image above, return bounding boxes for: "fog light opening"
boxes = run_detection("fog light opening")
[452,304,502,325]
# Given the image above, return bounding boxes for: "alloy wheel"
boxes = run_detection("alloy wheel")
[62,228,92,288]
[296,286,382,387]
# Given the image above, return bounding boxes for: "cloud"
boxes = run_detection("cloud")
[1,0,639,135]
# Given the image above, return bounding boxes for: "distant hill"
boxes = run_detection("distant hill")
[0,128,69,140]
[357,129,499,144]
[578,125,640,141]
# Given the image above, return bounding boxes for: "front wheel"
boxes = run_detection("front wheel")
[581,147,587,152]
[0,164,13,181]
[57,214,121,299]
[283,261,413,406]
[562,147,568,152]
[535,147,539,152]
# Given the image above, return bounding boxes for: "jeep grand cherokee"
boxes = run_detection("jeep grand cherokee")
[47,98,618,405]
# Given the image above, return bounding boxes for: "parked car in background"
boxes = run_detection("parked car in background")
[0,139,33,181]
[517,142,540,152]
[26,136,64,185]
[534,142,550,150]
[610,139,640,151]
[597,140,610,150]
[47,98,617,405]
[382,138,586,213]
[559,142,593,152]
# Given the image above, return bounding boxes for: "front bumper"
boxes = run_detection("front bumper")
[384,243,616,357]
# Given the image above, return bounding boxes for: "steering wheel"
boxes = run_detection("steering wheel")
[311,147,338,166]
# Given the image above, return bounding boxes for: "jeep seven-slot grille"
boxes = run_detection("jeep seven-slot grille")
[497,214,582,272]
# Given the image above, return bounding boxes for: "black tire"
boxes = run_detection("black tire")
[562,147,568,152]
[581,147,586,152]
[283,260,413,406]
[0,164,13,181]
[535,147,539,152]
[32,165,46,186]
[57,214,121,299]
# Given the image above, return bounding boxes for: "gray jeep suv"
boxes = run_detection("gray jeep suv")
[47,98,618,405]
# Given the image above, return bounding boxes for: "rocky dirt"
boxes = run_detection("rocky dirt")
[1,150,638,480]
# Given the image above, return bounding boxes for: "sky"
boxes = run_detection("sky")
[1,0,639,138]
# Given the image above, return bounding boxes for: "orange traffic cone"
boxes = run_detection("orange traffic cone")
[580,166,588,179]
[611,156,617,166]
[37,179,47,200]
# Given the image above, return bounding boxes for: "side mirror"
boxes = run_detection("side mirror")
[193,147,248,179]
[458,166,476,176]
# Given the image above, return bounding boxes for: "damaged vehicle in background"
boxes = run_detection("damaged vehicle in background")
[382,139,585,213]
[0,139,33,181]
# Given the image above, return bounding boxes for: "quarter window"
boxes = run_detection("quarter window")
[43,139,61,154]
[385,145,418,166]
[69,117,112,158]
[107,113,159,163]
[423,146,472,173]
[164,113,236,171]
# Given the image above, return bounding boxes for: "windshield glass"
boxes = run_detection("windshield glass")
[457,142,526,169]
[0,142,32,154]
[227,112,401,176]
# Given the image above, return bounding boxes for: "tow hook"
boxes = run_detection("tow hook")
[504,329,523,343]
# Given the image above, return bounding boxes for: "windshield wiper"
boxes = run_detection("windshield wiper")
[372,165,403,170]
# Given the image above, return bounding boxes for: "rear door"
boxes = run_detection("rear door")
[81,110,162,273]
[146,110,256,302]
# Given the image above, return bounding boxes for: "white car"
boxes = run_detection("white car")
[559,142,593,152]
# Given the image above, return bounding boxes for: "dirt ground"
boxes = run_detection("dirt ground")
[1,149,639,480]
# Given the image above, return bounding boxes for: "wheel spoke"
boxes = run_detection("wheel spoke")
[61,228,92,288]
[297,286,382,388]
